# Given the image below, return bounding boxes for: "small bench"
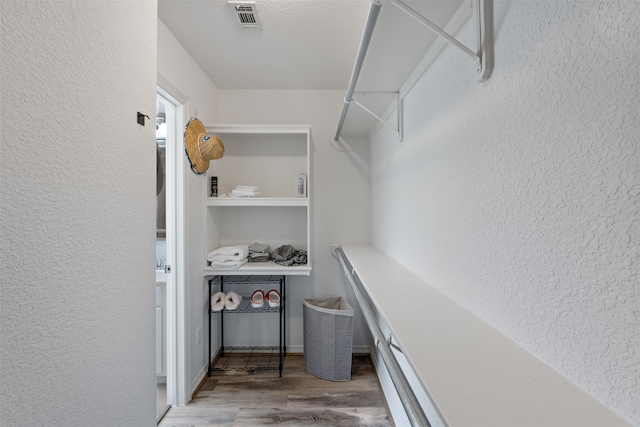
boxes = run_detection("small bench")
[340,244,630,427]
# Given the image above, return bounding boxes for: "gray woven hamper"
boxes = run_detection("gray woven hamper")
[303,297,354,381]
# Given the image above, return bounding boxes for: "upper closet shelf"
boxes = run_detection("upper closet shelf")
[333,0,493,145]
[206,197,308,207]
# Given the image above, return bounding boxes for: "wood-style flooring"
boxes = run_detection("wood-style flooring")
[159,352,394,426]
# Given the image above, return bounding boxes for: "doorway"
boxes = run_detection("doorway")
[156,93,173,421]
[156,76,190,419]
[156,85,192,420]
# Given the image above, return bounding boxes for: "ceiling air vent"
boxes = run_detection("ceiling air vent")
[228,1,263,31]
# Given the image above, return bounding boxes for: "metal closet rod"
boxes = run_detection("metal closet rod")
[334,0,490,143]
[334,0,382,142]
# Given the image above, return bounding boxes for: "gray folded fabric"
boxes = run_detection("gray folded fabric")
[272,244,295,260]
[249,242,269,254]
[271,245,307,266]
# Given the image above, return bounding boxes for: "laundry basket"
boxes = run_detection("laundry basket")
[303,297,354,381]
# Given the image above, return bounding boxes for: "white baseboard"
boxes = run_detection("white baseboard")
[190,365,207,400]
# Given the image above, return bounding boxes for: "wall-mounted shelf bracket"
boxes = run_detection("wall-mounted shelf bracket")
[333,0,492,145]
[349,91,403,143]
[390,0,493,82]
[332,91,403,149]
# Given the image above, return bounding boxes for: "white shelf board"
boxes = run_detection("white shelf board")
[340,244,631,427]
[203,261,311,276]
[205,124,311,135]
[206,197,308,207]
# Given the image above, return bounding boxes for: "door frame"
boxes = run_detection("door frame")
[157,74,189,407]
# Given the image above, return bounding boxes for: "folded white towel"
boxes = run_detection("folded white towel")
[230,189,261,198]
[229,185,261,198]
[225,291,242,310]
[210,292,225,312]
[210,258,248,269]
[207,245,248,262]
[209,254,247,263]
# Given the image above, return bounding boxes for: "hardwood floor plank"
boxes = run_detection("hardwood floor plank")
[158,407,236,426]
[287,389,386,409]
[192,390,290,409]
[233,407,391,426]
[159,354,394,427]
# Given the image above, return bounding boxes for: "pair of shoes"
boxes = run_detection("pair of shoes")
[250,289,280,308]
[210,291,242,311]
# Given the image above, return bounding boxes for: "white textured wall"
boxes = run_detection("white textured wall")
[371,0,639,424]
[1,1,158,426]
[217,90,373,351]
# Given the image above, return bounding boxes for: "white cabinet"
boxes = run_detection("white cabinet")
[202,125,312,276]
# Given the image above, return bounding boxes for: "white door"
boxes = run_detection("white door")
[156,81,190,411]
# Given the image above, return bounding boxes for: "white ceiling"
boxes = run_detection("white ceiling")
[158,0,463,91]
[158,0,464,136]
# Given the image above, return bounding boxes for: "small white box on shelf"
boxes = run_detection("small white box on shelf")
[295,173,307,198]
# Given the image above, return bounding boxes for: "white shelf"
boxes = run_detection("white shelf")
[206,124,312,134]
[206,197,308,207]
[202,125,312,277]
[203,261,311,277]
[340,245,631,427]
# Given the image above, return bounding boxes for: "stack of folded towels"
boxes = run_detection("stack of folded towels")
[229,185,260,198]
[248,242,270,263]
[207,245,248,269]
